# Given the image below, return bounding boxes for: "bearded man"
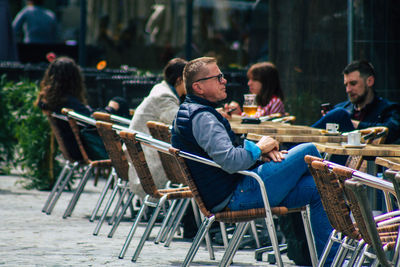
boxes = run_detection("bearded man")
[313,60,400,143]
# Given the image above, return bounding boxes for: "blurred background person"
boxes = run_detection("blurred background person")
[12,0,58,44]
[128,58,187,198]
[224,61,285,118]
[36,56,128,160]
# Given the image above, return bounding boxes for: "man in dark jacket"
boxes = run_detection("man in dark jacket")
[313,60,400,143]
[171,57,336,264]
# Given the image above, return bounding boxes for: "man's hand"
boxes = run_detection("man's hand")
[224,101,242,115]
[261,150,288,162]
[256,136,279,154]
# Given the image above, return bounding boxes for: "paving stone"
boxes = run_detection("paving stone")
[0,175,299,266]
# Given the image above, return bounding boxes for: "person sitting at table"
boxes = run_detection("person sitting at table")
[312,60,400,144]
[128,57,187,198]
[171,56,337,264]
[223,61,285,118]
[36,56,128,160]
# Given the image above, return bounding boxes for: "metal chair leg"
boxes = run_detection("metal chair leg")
[108,182,129,225]
[63,164,93,218]
[154,198,180,244]
[263,211,284,267]
[301,207,318,267]
[250,220,261,249]
[89,170,114,222]
[46,161,79,215]
[108,191,135,238]
[219,222,249,267]
[93,178,121,236]
[42,161,72,213]
[118,195,149,259]
[131,195,168,262]
[164,198,191,247]
[181,215,216,267]
[219,222,229,249]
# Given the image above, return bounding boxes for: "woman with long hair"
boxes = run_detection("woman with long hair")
[224,62,285,118]
[247,62,285,117]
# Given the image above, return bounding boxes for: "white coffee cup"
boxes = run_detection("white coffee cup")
[326,123,339,133]
[347,131,361,145]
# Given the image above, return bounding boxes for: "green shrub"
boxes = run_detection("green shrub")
[0,76,60,190]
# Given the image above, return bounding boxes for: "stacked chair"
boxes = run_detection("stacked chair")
[306,155,400,266]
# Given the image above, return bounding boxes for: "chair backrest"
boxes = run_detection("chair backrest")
[92,111,112,123]
[92,111,131,126]
[47,112,81,162]
[168,147,214,218]
[118,130,162,198]
[359,126,388,145]
[146,121,186,185]
[62,108,92,164]
[346,126,388,171]
[95,121,129,181]
[384,170,400,208]
[305,156,361,240]
[344,178,397,266]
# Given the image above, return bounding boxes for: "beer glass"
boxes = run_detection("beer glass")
[243,94,257,116]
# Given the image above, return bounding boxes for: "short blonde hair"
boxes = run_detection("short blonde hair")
[183,57,217,95]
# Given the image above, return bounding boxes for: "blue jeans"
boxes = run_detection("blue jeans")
[227,143,336,264]
[312,107,355,132]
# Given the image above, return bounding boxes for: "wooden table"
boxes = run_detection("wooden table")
[229,120,323,135]
[247,133,347,144]
[375,157,400,171]
[313,143,400,157]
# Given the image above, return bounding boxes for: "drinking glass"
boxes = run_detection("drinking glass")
[243,94,257,116]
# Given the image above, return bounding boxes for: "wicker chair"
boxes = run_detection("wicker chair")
[345,126,388,172]
[61,108,112,219]
[146,121,202,246]
[146,120,263,251]
[305,156,364,266]
[344,179,400,266]
[167,147,317,267]
[332,164,400,266]
[91,119,134,236]
[41,112,83,215]
[118,130,193,263]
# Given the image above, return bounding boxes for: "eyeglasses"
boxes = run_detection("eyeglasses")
[195,73,224,83]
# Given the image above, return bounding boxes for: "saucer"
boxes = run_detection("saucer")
[320,130,341,136]
[342,143,366,148]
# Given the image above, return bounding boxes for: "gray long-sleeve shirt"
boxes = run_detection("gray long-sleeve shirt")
[192,111,260,174]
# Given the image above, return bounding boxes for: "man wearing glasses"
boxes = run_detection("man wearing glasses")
[171,57,336,263]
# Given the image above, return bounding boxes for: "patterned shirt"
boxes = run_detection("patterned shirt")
[242,96,285,118]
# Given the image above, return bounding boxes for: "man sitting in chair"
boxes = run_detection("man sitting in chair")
[171,57,335,264]
[312,60,400,144]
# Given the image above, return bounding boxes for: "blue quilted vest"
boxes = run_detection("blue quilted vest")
[171,94,242,211]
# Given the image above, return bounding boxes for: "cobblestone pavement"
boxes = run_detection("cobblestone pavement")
[0,174,299,266]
